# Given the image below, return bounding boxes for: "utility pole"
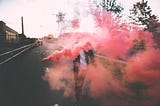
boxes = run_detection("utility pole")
[18,16,26,44]
[21,16,24,35]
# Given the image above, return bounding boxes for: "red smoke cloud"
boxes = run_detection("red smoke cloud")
[42,10,160,105]
[126,48,160,101]
[42,42,94,62]
[71,19,79,29]
[127,48,160,84]
[43,62,75,97]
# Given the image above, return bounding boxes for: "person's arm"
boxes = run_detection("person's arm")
[71,47,82,59]
[41,49,73,62]
[87,49,95,64]
[41,51,62,62]
[73,55,80,72]
[41,56,51,61]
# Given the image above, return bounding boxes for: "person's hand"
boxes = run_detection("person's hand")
[41,58,48,62]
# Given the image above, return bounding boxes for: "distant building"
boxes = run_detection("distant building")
[17,33,26,43]
[0,21,6,43]
[0,21,19,44]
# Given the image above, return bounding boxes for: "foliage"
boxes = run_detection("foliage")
[129,0,160,48]
[56,12,66,35]
[56,12,65,23]
[99,0,124,16]
[128,39,146,56]
[129,0,159,32]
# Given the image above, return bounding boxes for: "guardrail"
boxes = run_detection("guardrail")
[95,54,128,64]
[0,42,37,65]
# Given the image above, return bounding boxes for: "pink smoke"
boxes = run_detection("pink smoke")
[43,62,75,97]
[127,48,160,83]
[42,9,160,105]
[126,48,160,100]
[71,19,79,29]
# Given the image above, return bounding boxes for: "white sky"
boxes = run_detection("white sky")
[0,0,160,38]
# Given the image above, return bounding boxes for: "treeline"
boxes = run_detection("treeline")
[96,0,160,55]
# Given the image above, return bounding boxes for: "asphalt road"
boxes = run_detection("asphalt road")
[0,39,158,106]
[0,40,99,106]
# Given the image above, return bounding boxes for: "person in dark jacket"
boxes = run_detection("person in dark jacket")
[42,42,95,104]
[73,42,95,103]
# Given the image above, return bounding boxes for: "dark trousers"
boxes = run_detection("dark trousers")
[74,69,86,101]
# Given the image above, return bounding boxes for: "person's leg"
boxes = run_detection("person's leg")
[74,69,87,102]
[74,71,80,102]
[77,69,87,98]
[82,69,87,96]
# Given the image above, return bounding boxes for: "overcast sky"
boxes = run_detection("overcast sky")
[0,0,160,38]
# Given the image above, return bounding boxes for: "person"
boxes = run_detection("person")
[42,42,95,104]
[73,42,95,104]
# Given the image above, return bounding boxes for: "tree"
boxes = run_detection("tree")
[129,0,159,32]
[99,0,124,16]
[129,0,160,48]
[56,12,66,35]
[128,38,146,56]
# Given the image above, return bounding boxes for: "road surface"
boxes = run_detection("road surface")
[0,39,157,106]
[0,39,99,106]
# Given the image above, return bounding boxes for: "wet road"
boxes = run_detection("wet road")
[0,40,99,106]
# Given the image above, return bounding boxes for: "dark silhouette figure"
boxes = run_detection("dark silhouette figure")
[73,44,95,103]
[42,42,95,105]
